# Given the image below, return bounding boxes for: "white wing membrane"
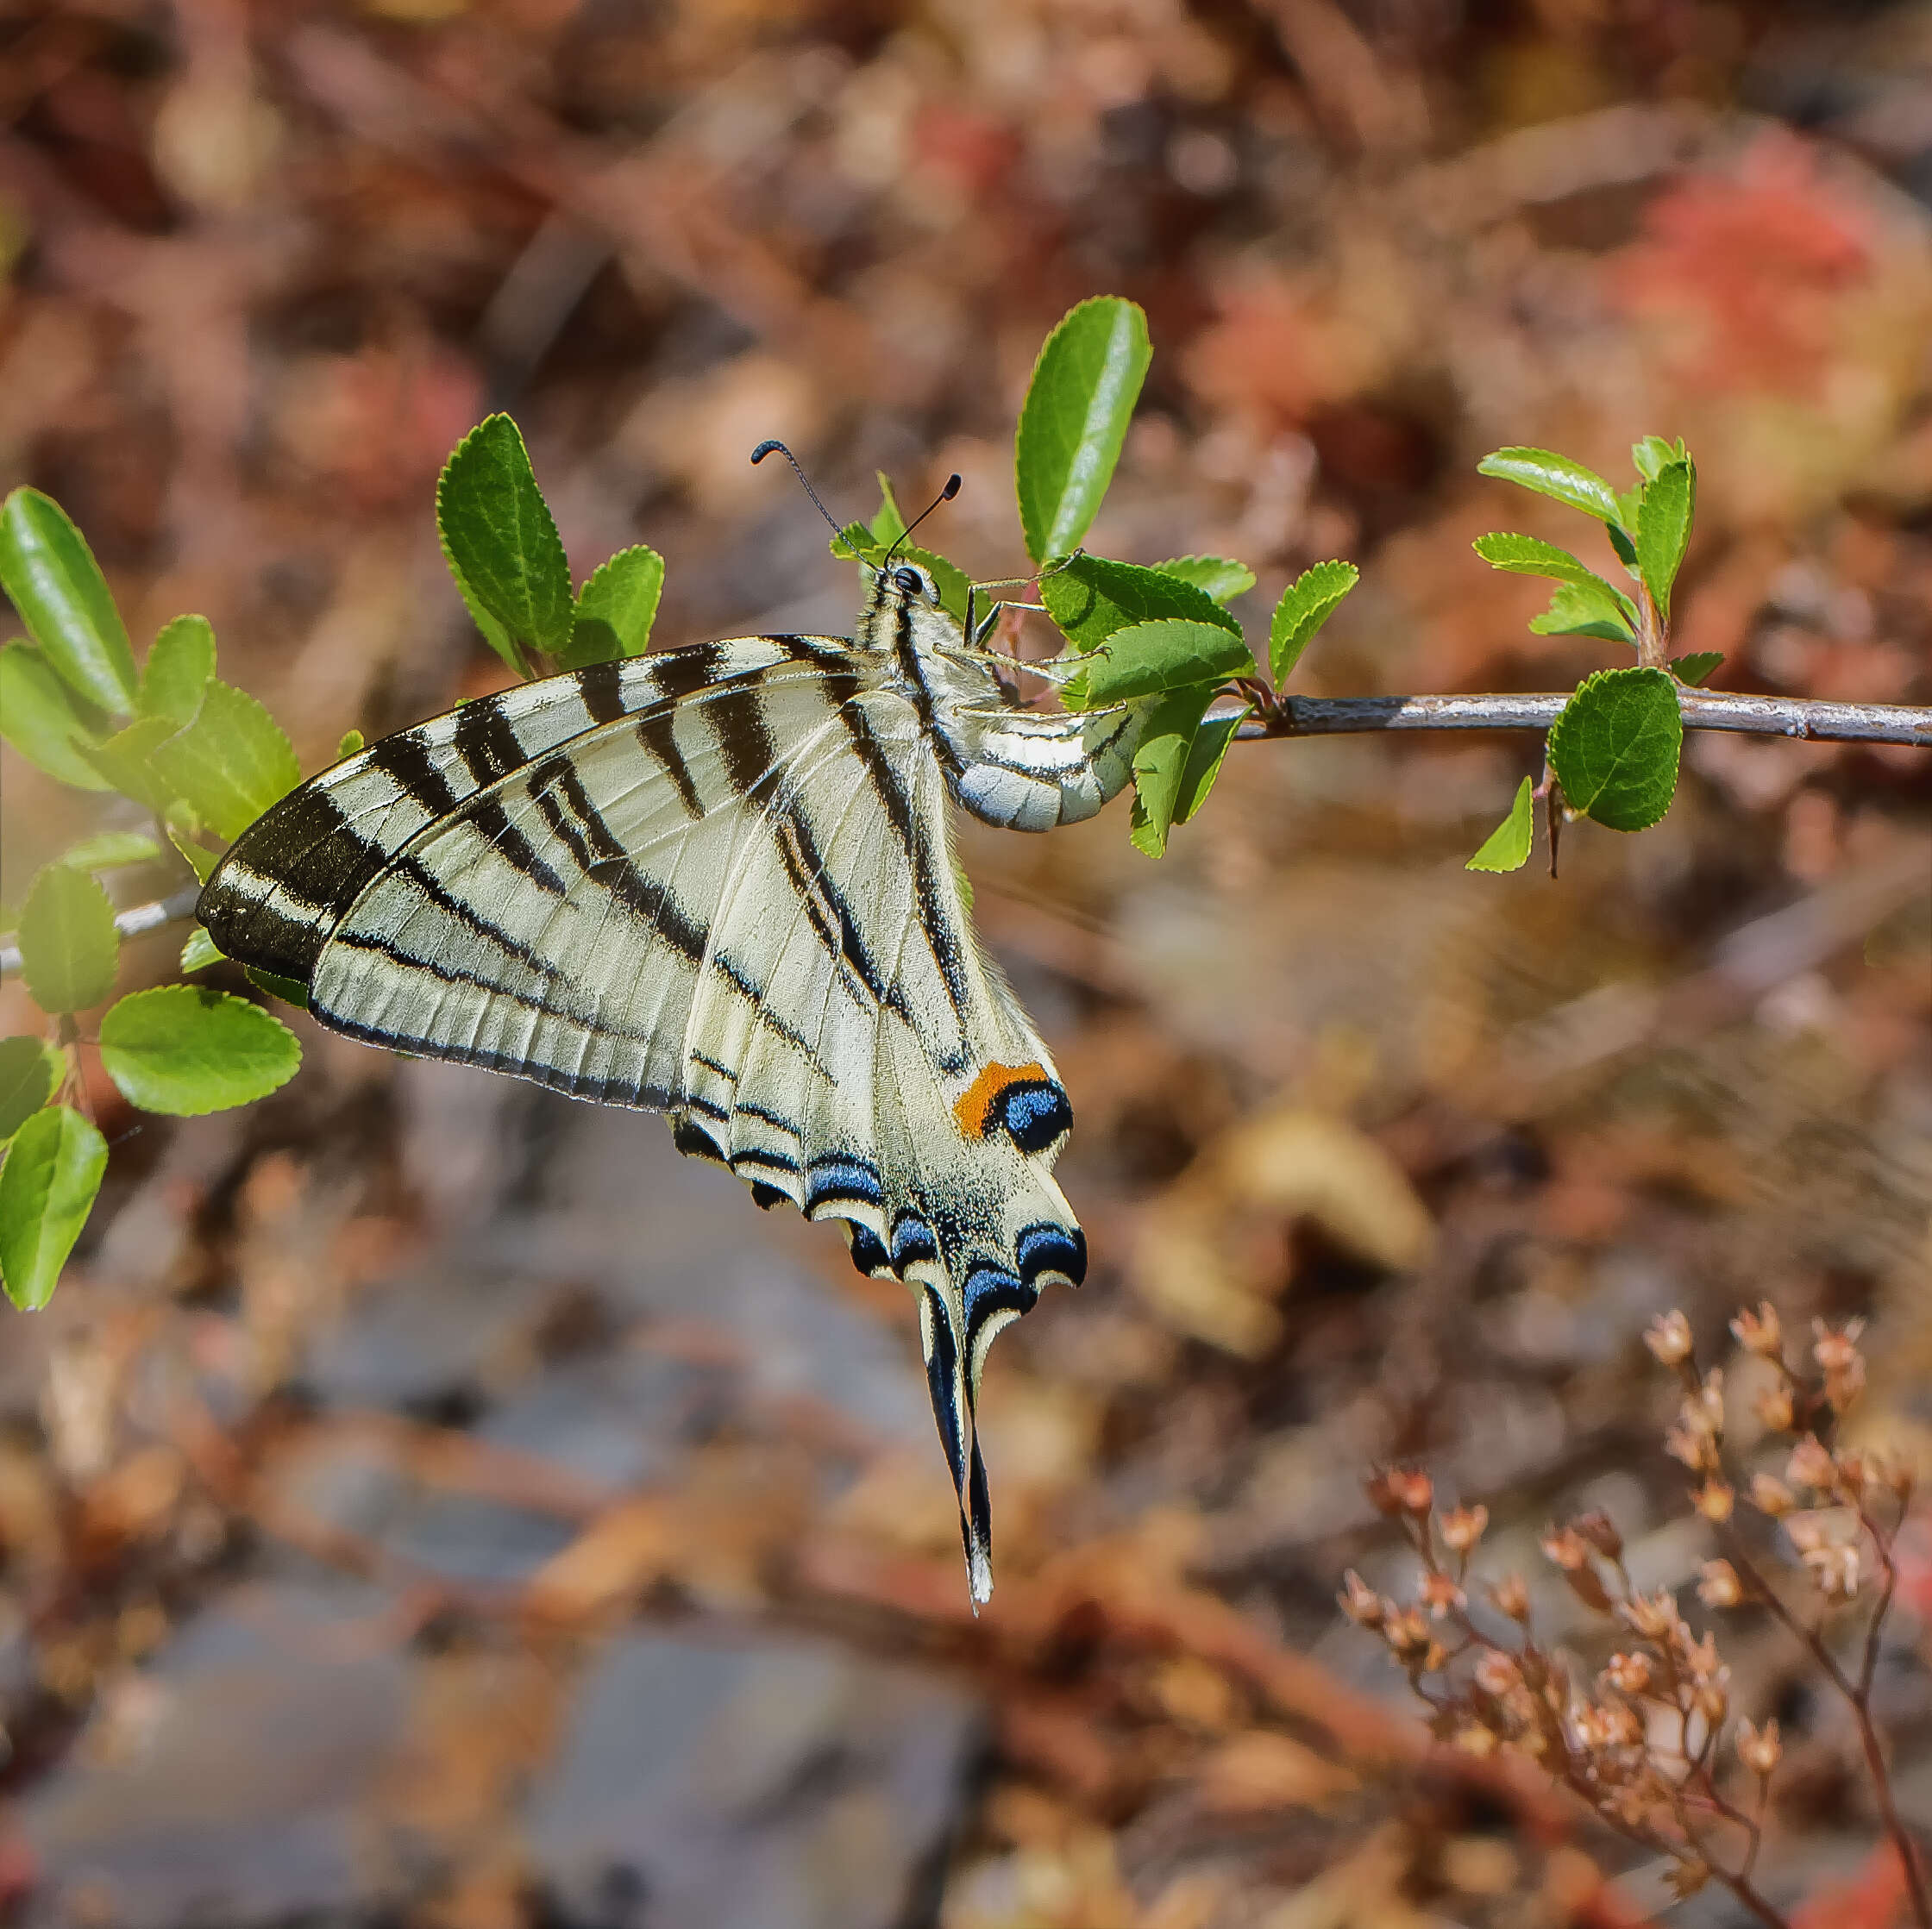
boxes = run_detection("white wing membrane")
[200,628,1093,1601]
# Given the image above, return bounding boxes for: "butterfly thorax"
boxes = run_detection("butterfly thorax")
[856,561,1153,835]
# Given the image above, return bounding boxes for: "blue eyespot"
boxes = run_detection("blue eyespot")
[994,1079,1072,1154]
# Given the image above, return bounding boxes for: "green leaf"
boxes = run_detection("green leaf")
[1548,666,1683,832]
[559,545,665,667]
[0,1037,61,1144]
[1466,776,1536,873]
[1153,555,1256,604]
[1473,533,1640,623]
[17,863,118,1013]
[179,925,223,974]
[1634,458,1695,623]
[244,967,309,1009]
[56,831,162,873]
[1127,685,1219,858]
[0,488,137,714]
[1527,579,1639,645]
[1477,448,1626,531]
[97,985,301,1116]
[0,1103,107,1310]
[1268,560,1358,686]
[1631,435,1689,484]
[146,680,300,841]
[1063,618,1253,710]
[436,416,574,673]
[869,474,907,545]
[138,613,216,727]
[78,714,182,814]
[1671,651,1723,686]
[1014,297,1151,563]
[166,805,219,885]
[1175,702,1247,827]
[0,641,111,790]
[336,728,365,761]
[1041,554,1241,652]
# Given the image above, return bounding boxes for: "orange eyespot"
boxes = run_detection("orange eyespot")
[953,1062,1050,1139]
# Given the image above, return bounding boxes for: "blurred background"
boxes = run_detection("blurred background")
[1,1,1929,1924]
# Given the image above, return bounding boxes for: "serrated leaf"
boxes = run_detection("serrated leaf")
[1175,703,1247,827]
[0,641,111,790]
[0,1103,106,1310]
[77,713,184,814]
[1127,685,1220,858]
[0,488,137,714]
[558,545,665,667]
[1671,651,1723,686]
[146,680,300,841]
[1153,555,1256,604]
[1549,666,1683,832]
[97,985,301,1115]
[1015,297,1151,563]
[1063,617,1253,710]
[1041,554,1241,652]
[436,416,574,673]
[1634,458,1695,623]
[1527,579,1639,644]
[18,863,118,1013]
[1631,435,1689,483]
[166,804,219,885]
[1269,559,1358,685]
[138,613,216,727]
[245,967,309,1008]
[56,830,162,873]
[0,1037,61,1144]
[179,925,223,974]
[336,728,365,761]
[1473,533,1640,626]
[1466,776,1536,873]
[1477,448,1626,530]
[869,474,907,545]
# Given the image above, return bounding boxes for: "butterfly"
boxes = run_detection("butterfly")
[197,454,1158,1604]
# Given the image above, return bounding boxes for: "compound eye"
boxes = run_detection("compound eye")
[892,565,925,597]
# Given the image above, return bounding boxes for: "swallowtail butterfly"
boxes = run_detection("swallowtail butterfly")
[198,466,1159,1604]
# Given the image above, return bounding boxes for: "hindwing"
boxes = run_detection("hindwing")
[198,635,1086,1601]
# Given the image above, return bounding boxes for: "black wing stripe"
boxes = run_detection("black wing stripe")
[367,730,461,817]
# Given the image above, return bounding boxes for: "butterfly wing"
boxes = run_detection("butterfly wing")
[679,682,1085,1601]
[199,637,1084,1601]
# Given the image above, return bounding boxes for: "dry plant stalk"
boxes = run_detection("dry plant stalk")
[1341,1304,1929,1929]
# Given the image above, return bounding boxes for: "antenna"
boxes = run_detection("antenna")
[750,441,843,539]
[884,473,961,568]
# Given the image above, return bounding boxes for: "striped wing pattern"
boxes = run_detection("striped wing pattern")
[200,631,1091,1602]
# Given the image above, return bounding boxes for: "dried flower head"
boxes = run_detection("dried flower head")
[1730,1302,1783,1358]
[1378,1466,1433,1516]
[1452,1721,1498,1757]
[1812,1318,1866,1411]
[1787,1435,1836,1493]
[1803,1540,1861,1600]
[1488,1573,1530,1622]
[1384,1605,1433,1661]
[1754,1381,1795,1433]
[1417,1570,1465,1619]
[1440,1503,1488,1554]
[1736,1717,1782,1776]
[1540,1525,1591,1571]
[1572,1510,1623,1561]
[1664,1859,1711,1901]
[1697,1559,1743,1608]
[1749,1471,1795,1517]
[1602,1651,1653,1696]
[1339,1569,1385,1627]
[1473,1649,1521,1697]
[1694,1479,1735,1523]
[1646,1309,1695,1367]
[1618,1589,1683,1641]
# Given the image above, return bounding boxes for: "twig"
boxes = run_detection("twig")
[0,885,201,980]
[1240,691,1932,747]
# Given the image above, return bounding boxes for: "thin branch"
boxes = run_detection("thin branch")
[0,885,201,980]
[1240,691,1932,747]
